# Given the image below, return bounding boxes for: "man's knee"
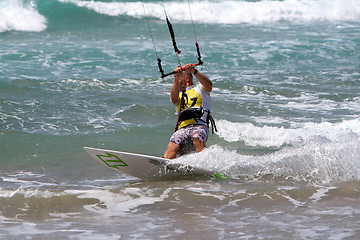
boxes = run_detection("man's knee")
[168,142,179,150]
[164,142,180,159]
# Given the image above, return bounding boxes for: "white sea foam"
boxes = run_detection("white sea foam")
[72,187,172,216]
[0,187,62,198]
[59,0,155,17]
[177,132,360,184]
[60,0,360,24]
[0,0,47,32]
[309,186,337,201]
[216,119,360,147]
[177,118,360,184]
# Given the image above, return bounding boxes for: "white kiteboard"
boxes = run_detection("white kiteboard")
[84,147,216,179]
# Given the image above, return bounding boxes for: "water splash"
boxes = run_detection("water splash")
[216,119,360,147]
[0,0,47,32]
[177,132,360,184]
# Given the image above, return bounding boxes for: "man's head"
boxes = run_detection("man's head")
[179,73,193,89]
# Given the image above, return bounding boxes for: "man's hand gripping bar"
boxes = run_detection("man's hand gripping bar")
[159,62,202,79]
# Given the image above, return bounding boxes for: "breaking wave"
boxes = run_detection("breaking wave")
[2,0,360,33]
[0,0,47,32]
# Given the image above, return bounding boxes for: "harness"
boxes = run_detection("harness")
[176,106,217,134]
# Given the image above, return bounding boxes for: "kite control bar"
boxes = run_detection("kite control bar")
[157,11,203,79]
[158,61,203,78]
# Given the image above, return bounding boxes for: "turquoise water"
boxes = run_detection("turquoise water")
[1,0,360,239]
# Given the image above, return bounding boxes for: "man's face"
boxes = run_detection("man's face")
[179,73,193,88]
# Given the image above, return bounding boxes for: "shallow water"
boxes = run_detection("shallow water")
[1,0,360,239]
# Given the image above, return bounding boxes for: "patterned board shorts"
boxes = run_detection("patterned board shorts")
[170,124,209,155]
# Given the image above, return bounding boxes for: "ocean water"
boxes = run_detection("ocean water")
[1,0,360,239]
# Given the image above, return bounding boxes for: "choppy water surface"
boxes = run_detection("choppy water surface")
[1,0,360,239]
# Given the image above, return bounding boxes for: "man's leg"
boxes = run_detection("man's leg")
[192,125,208,153]
[193,138,206,153]
[164,142,180,159]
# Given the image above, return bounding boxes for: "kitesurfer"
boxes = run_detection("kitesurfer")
[164,63,214,159]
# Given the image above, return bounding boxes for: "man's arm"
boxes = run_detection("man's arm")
[193,70,212,92]
[170,66,182,104]
[183,63,212,92]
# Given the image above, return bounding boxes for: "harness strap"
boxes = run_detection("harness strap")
[208,114,217,134]
[176,107,217,134]
[174,87,188,132]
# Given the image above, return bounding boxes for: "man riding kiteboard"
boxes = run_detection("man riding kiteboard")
[164,63,215,159]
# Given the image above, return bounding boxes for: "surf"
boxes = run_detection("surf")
[216,119,360,147]
[174,119,360,184]
[57,0,360,24]
[4,0,359,34]
[177,136,360,185]
[0,0,47,32]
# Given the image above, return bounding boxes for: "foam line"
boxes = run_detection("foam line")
[60,0,360,24]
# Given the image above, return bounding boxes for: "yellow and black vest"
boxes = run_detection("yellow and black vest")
[175,85,216,132]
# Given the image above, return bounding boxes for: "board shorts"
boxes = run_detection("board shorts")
[169,124,209,155]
